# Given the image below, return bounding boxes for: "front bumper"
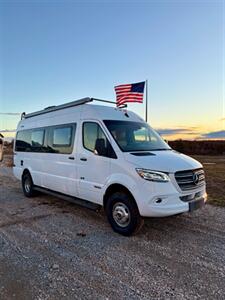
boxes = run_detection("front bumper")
[136,179,207,217]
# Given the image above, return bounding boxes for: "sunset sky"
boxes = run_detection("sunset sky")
[0,0,224,140]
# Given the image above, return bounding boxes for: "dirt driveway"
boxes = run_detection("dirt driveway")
[0,166,225,300]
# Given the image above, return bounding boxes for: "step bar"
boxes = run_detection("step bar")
[34,186,101,211]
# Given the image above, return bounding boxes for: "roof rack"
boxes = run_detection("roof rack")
[22,97,118,120]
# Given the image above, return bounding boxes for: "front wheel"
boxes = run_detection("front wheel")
[22,172,36,197]
[105,192,144,236]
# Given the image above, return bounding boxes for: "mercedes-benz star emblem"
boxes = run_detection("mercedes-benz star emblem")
[193,173,199,185]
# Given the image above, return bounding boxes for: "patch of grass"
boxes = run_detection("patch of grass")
[192,156,225,207]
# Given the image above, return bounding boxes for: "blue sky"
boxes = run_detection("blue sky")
[0,0,224,139]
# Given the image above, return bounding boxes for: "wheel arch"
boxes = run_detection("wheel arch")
[22,168,31,178]
[103,183,139,211]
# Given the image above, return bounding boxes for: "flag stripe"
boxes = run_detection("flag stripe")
[117,93,144,100]
[115,89,131,93]
[116,93,142,98]
[115,88,131,92]
[117,92,143,97]
[117,99,143,105]
[117,97,143,103]
[115,84,131,89]
[117,97,144,105]
[118,99,143,105]
[117,96,143,105]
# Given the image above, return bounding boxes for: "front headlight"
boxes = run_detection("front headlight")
[136,168,170,182]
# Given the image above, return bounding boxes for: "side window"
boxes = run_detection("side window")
[83,122,117,158]
[83,122,98,152]
[15,130,32,152]
[53,127,72,146]
[31,130,45,151]
[47,124,76,154]
[15,124,76,154]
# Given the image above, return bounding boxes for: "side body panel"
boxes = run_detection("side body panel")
[13,109,81,197]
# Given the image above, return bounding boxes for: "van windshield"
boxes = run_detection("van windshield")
[104,120,171,152]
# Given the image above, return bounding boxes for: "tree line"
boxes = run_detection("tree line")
[169,140,225,155]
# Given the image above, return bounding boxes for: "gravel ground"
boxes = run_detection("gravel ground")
[0,164,225,300]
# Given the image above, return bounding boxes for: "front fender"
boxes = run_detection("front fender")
[103,173,150,209]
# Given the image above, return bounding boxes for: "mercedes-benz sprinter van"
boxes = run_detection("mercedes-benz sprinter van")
[13,98,207,235]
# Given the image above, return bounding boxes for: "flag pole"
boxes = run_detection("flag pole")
[145,79,148,123]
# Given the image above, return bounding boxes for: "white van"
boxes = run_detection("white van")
[13,98,207,235]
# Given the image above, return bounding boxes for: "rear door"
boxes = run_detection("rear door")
[78,121,116,204]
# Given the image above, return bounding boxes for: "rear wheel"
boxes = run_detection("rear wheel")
[105,191,144,236]
[22,172,36,197]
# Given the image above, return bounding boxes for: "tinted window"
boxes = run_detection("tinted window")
[83,123,99,152]
[47,124,75,154]
[53,127,72,146]
[31,130,44,148]
[15,123,76,154]
[83,122,116,158]
[15,130,32,152]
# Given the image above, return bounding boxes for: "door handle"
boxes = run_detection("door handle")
[68,156,75,160]
[80,157,87,161]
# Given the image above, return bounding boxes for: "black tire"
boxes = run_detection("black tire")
[105,191,144,236]
[22,172,36,197]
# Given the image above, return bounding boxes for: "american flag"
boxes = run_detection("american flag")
[114,81,145,107]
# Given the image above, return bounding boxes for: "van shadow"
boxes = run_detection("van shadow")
[31,192,105,220]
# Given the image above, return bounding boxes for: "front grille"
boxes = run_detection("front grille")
[175,168,205,191]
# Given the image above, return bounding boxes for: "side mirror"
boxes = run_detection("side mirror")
[94,138,106,156]
[0,142,3,162]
